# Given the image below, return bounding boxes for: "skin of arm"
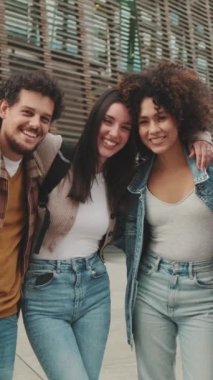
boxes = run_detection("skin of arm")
[189,130,213,170]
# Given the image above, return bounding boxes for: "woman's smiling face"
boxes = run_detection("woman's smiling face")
[138,97,180,155]
[97,102,132,169]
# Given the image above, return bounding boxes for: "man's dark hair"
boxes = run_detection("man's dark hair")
[0,70,64,121]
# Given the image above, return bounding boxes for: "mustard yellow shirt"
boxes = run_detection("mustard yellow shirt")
[0,166,26,317]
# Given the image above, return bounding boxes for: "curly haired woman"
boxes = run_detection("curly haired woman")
[118,60,213,380]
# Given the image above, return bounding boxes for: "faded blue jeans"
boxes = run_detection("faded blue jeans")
[22,252,111,380]
[0,314,18,380]
[133,253,213,380]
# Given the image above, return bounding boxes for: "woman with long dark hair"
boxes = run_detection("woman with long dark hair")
[22,88,136,380]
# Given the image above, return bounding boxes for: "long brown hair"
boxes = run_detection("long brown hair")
[69,88,136,213]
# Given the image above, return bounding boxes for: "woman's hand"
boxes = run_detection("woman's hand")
[189,141,213,170]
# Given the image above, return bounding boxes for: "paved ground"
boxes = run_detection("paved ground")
[14,248,183,379]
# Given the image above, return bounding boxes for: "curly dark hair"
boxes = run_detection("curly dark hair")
[118,60,212,157]
[0,70,64,122]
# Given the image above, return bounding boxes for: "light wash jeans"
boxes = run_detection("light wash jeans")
[0,314,17,380]
[133,253,213,380]
[22,252,111,380]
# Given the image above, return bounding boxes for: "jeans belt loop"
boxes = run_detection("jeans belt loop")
[189,262,193,280]
[155,256,161,272]
[85,257,91,271]
[56,260,61,273]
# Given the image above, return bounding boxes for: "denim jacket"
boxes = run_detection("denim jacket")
[118,154,213,346]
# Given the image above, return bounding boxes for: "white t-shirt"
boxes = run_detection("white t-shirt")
[146,187,213,261]
[3,157,22,177]
[38,172,110,259]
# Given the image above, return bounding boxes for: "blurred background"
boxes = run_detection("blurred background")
[0,0,213,140]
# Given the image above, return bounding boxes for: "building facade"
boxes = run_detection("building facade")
[0,0,213,140]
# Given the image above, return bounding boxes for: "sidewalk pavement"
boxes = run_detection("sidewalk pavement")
[14,247,183,380]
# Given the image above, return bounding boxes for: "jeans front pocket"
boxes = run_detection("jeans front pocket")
[140,259,155,276]
[194,268,213,288]
[24,269,55,288]
[90,257,108,279]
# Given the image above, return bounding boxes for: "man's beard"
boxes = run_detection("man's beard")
[7,137,40,156]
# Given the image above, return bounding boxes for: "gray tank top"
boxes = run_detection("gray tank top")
[145,188,213,261]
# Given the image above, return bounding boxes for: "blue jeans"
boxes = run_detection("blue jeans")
[22,253,111,380]
[0,314,18,380]
[133,253,213,380]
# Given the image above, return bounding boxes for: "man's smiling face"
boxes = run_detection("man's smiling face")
[0,89,54,160]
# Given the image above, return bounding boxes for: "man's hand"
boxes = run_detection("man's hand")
[189,141,213,170]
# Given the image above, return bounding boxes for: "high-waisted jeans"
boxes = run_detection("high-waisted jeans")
[22,252,111,380]
[133,252,213,380]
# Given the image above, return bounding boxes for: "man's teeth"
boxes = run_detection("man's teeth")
[23,130,37,138]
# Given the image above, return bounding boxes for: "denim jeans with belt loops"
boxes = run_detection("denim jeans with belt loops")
[22,252,111,380]
[133,252,213,380]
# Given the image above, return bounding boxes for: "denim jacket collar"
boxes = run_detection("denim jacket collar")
[128,149,209,195]
[127,155,154,195]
